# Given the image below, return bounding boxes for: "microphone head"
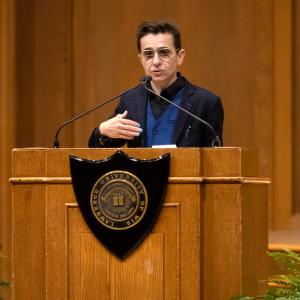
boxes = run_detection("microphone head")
[140,76,152,84]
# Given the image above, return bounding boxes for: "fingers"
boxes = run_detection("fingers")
[99,111,142,140]
[117,110,128,119]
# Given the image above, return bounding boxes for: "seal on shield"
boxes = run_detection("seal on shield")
[69,150,170,259]
[90,170,148,230]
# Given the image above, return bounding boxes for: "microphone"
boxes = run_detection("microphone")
[140,76,221,147]
[53,81,142,148]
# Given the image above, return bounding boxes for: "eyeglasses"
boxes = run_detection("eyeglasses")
[141,47,180,61]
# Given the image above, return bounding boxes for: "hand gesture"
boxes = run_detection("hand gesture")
[99,111,142,140]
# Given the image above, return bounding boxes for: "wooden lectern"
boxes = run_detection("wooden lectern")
[10,147,269,299]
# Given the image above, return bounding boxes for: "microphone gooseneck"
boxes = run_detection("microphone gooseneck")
[53,82,142,148]
[140,77,221,147]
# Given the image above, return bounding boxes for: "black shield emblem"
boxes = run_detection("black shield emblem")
[69,150,170,259]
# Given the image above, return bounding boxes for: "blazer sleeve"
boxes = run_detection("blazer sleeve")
[202,96,224,147]
[88,127,127,148]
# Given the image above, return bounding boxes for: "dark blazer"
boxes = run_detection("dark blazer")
[88,78,224,148]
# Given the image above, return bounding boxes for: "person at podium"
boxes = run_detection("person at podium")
[88,21,224,148]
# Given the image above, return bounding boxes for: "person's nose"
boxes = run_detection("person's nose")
[152,52,162,65]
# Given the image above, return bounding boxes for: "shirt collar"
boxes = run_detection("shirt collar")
[162,73,185,99]
[147,73,185,101]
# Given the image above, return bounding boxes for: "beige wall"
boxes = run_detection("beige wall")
[1,0,300,271]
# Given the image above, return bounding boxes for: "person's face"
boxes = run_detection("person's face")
[138,33,185,90]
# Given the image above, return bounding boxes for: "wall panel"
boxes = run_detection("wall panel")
[273,0,293,228]
[0,0,15,297]
[293,0,300,213]
[15,0,73,148]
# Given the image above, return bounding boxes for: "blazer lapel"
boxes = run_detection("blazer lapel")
[172,83,195,144]
[136,86,148,146]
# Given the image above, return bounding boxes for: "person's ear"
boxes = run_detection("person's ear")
[177,49,185,66]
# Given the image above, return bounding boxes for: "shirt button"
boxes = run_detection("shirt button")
[153,130,158,134]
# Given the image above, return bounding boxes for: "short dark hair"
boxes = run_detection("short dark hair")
[136,21,181,52]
